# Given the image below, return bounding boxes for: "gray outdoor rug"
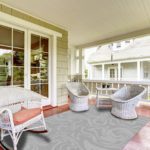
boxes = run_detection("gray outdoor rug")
[3,106,150,150]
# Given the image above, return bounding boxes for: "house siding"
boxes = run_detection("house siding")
[0,4,68,106]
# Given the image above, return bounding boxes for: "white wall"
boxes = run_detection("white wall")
[121,62,137,80]
[92,65,102,79]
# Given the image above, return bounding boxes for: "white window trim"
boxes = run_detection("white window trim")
[107,67,118,79]
[0,11,62,107]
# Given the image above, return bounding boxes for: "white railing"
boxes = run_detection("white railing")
[83,79,150,100]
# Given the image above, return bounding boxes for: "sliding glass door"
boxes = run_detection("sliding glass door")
[0,23,51,104]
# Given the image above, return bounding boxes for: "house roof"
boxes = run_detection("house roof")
[88,36,150,64]
[1,0,150,47]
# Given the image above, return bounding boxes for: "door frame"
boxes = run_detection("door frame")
[28,30,52,106]
[0,12,62,106]
[108,66,118,79]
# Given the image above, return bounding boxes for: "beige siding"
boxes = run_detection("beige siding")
[0,4,68,106]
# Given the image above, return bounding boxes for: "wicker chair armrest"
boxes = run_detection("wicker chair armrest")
[0,108,14,127]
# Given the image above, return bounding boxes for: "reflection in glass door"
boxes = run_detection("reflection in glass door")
[0,25,24,87]
[30,34,49,97]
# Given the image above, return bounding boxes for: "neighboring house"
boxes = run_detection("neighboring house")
[87,36,150,81]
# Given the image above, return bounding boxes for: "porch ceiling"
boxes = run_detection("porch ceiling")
[1,0,150,47]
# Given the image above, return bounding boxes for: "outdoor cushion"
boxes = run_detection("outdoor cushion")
[13,108,42,125]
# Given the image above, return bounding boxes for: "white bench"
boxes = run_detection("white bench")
[0,86,47,150]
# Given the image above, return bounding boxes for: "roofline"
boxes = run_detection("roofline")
[76,27,150,49]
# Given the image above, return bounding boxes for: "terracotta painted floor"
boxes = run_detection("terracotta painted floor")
[123,103,150,150]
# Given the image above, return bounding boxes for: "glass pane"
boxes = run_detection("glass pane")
[0,66,12,86]
[40,68,48,83]
[31,84,48,97]
[0,25,11,46]
[31,67,40,84]
[41,53,48,67]
[31,34,40,51]
[31,67,48,84]
[31,84,40,94]
[13,67,24,85]
[13,51,24,66]
[13,29,24,48]
[31,52,48,67]
[0,49,12,66]
[41,37,48,53]
[41,84,48,97]
[31,34,49,97]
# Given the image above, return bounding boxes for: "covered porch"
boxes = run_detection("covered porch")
[1,0,150,150]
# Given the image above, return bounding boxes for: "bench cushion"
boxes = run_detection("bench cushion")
[13,108,42,125]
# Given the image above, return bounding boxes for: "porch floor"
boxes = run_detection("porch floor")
[43,99,150,150]
[44,99,150,118]
[1,99,149,150]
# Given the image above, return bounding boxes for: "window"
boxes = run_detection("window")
[110,68,115,78]
[116,43,121,48]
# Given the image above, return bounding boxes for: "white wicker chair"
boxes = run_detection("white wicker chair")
[0,86,47,150]
[66,82,89,112]
[111,85,146,119]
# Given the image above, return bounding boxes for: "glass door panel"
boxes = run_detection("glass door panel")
[0,25,11,47]
[0,66,12,86]
[41,84,48,97]
[0,25,12,86]
[13,29,24,87]
[13,67,24,85]
[30,34,49,97]
[0,25,25,87]
[13,29,24,48]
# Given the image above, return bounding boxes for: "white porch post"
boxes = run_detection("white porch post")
[79,48,82,75]
[89,65,93,79]
[118,63,121,80]
[137,61,141,81]
[102,64,105,80]
[51,35,57,106]
[140,61,144,80]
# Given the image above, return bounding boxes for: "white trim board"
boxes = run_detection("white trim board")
[90,58,150,66]
[0,11,62,38]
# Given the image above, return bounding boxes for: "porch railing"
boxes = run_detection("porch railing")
[83,79,150,100]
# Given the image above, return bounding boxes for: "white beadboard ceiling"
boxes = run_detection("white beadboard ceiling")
[1,0,150,47]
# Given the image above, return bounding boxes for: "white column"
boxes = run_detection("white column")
[51,35,57,106]
[140,61,144,80]
[89,65,93,79]
[118,63,121,80]
[102,64,105,80]
[137,61,141,81]
[79,48,82,75]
